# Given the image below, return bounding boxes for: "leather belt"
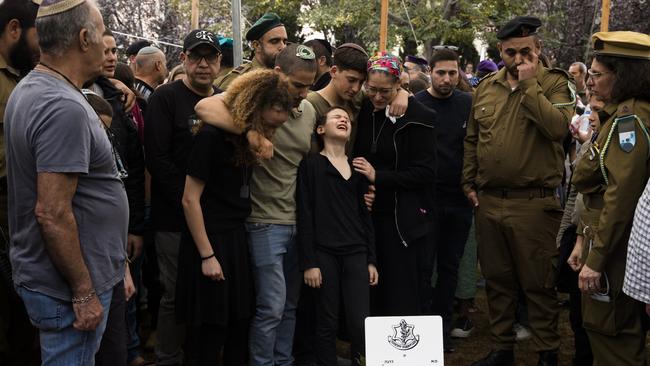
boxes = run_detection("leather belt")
[481,187,555,199]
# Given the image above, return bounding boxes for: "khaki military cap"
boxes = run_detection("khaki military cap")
[592,31,650,60]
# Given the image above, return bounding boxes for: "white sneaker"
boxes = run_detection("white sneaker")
[514,323,532,341]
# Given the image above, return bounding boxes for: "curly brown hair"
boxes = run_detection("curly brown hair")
[223,69,293,165]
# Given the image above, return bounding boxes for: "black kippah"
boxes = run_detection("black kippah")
[496,16,542,40]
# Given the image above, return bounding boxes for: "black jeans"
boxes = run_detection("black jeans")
[430,205,473,337]
[184,319,249,366]
[313,250,369,366]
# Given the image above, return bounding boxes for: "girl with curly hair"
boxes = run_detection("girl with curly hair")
[176,69,292,365]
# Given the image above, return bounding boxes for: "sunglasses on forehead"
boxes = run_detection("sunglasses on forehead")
[296,45,316,60]
[433,45,459,51]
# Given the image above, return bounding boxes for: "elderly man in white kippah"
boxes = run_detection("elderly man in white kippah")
[4,0,130,365]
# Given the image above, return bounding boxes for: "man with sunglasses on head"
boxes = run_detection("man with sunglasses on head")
[144,29,222,366]
[217,12,288,90]
[462,16,575,366]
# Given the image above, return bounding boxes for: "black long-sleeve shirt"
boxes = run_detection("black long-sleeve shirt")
[144,80,220,231]
[297,153,376,270]
[415,89,472,206]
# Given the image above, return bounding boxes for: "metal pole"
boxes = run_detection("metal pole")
[379,0,388,52]
[232,0,243,67]
[600,0,610,32]
[191,0,199,29]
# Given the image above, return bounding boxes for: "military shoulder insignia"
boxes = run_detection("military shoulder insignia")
[617,114,637,153]
[231,63,250,75]
[476,71,496,86]
[549,67,572,79]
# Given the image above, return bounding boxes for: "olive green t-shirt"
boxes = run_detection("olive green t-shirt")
[306,91,362,154]
[248,99,317,224]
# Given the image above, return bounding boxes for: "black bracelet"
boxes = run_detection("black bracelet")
[201,253,215,261]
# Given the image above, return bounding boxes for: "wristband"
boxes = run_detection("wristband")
[201,253,215,261]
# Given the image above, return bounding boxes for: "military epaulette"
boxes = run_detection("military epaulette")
[231,62,251,75]
[548,67,572,79]
[548,68,577,108]
[476,71,497,86]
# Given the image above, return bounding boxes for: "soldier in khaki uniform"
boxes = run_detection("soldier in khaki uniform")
[571,31,650,366]
[0,2,41,364]
[462,16,575,366]
[216,12,288,90]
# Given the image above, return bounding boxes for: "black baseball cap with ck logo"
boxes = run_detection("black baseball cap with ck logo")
[183,29,221,53]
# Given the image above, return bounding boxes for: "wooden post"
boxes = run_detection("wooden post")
[600,0,610,32]
[191,0,199,30]
[379,0,388,52]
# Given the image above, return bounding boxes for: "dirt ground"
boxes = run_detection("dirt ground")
[441,290,575,366]
[141,287,649,366]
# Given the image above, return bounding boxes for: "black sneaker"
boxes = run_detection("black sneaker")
[450,317,475,338]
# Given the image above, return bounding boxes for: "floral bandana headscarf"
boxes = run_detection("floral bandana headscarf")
[367,52,401,78]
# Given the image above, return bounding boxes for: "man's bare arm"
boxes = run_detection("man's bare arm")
[35,172,103,330]
[195,94,275,159]
[195,94,239,133]
[35,172,91,295]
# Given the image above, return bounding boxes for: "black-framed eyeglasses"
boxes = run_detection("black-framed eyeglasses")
[365,84,396,96]
[187,51,220,64]
[433,45,459,51]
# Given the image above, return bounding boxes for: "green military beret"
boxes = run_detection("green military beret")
[245,12,284,41]
[592,31,650,60]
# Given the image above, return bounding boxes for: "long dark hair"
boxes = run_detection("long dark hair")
[595,55,650,103]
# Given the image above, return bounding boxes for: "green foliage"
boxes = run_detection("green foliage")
[301,0,531,59]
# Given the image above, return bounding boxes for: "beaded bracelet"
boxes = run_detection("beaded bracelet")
[72,290,96,304]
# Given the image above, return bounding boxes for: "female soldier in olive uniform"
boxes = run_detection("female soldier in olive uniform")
[572,31,650,366]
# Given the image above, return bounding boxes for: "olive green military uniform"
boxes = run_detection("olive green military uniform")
[216,58,263,91]
[462,64,574,352]
[0,54,18,184]
[572,100,650,366]
[213,66,233,86]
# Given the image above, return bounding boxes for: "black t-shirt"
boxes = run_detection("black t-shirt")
[144,79,220,231]
[187,125,251,231]
[297,153,375,270]
[134,78,154,102]
[415,89,472,206]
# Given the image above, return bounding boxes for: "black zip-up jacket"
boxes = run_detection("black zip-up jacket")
[354,97,437,246]
[95,77,146,235]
